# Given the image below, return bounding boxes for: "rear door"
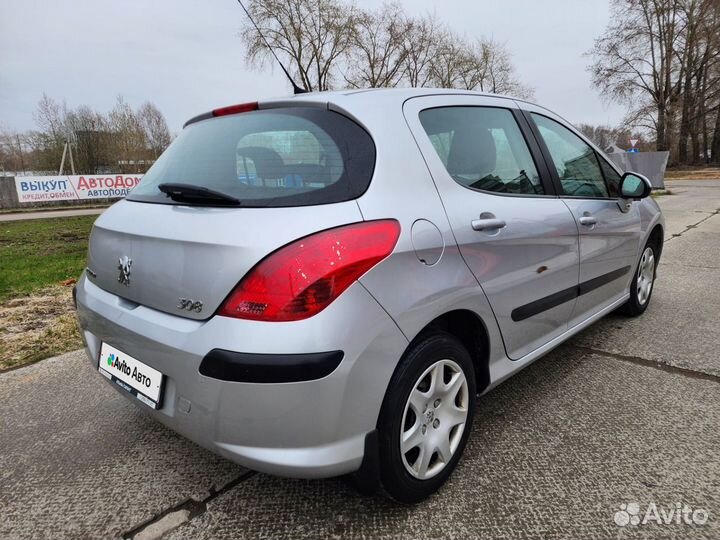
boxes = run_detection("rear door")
[404,95,579,360]
[522,107,642,325]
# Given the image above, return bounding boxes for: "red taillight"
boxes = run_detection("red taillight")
[218,220,401,322]
[212,102,259,117]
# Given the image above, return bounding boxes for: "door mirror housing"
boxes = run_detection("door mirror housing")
[620,172,652,200]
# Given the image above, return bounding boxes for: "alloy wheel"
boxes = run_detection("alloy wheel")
[400,359,469,480]
[637,247,655,306]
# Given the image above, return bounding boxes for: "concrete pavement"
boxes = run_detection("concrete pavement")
[1,181,718,539]
[573,181,720,378]
[0,207,106,221]
[661,179,720,233]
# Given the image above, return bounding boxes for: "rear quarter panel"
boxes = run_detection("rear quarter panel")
[334,95,506,367]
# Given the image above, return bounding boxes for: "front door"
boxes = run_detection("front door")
[525,110,642,325]
[405,95,580,360]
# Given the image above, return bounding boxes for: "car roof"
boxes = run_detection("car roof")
[184,87,556,131]
[259,87,538,110]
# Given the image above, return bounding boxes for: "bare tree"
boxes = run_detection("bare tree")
[463,38,534,98]
[589,0,689,152]
[402,14,443,87]
[577,124,617,149]
[677,0,711,163]
[428,33,534,98]
[576,123,651,151]
[108,96,149,172]
[711,52,720,162]
[138,102,172,159]
[344,2,409,88]
[28,94,66,171]
[428,29,468,88]
[680,0,720,163]
[33,93,64,141]
[0,126,28,174]
[241,0,356,91]
[64,105,110,173]
[590,0,720,162]
[453,39,489,91]
[238,1,535,100]
[12,95,172,174]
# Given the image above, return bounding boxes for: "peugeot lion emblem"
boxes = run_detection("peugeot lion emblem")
[118,256,132,286]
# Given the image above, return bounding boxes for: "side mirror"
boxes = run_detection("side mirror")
[620,172,652,199]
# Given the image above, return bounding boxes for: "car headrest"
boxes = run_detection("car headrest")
[237,146,286,180]
[446,125,496,178]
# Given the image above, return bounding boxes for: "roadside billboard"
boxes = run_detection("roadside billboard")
[14,174,143,203]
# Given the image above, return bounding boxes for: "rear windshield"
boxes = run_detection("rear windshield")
[127,107,376,207]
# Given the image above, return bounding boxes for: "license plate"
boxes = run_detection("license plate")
[98,342,164,409]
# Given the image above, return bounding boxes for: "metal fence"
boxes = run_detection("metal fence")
[605,151,669,189]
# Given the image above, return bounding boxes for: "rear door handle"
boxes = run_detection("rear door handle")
[471,218,506,231]
[579,216,597,226]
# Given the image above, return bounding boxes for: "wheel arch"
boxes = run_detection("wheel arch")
[647,223,664,261]
[406,309,491,395]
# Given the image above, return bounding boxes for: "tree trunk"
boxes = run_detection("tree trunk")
[711,104,720,164]
[656,106,667,152]
[698,58,710,163]
[702,111,709,163]
[678,62,694,164]
[691,121,701,164]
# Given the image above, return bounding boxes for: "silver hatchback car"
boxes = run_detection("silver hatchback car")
[76,88,663,502]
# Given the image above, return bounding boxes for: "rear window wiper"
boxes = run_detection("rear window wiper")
[158,183,241,206]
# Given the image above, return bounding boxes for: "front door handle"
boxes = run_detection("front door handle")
[471,218,506,231]
[579,215,597,226]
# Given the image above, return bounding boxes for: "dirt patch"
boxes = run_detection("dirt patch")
[665,167,720,180]
[0,285,82,371]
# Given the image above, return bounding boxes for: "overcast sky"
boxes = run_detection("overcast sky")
[0,0,625,134]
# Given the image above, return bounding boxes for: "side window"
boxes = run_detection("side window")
[419,107,544,195]
[599,157,621,197]
[531,114,609,198]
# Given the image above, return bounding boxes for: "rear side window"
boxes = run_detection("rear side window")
[419,107,544,195]
[531,114,609,198]
[128,108,375,207]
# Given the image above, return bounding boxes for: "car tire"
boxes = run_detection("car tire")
[377,331,476,503]
[620,240,658,317]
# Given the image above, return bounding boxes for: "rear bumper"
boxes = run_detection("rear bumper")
[198,349,344,383]
[75,275,407,478]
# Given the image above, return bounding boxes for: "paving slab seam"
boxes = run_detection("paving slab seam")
[665,209,720,243]
[660,263,720,269]
[569,345,720,384]
[122,470,257,540]
[664,184,720,188]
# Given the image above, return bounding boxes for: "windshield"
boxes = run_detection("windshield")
[128,107,376,207]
